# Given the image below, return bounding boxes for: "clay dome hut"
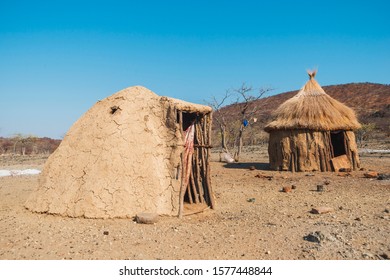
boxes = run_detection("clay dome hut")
[264,71,361,172]
[25,86,214,218]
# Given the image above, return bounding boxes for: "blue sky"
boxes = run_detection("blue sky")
[1,0,389,139]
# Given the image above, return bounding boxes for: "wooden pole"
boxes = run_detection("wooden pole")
[206,114,215,209]
[193,149,204,203]
[194,144,203,202]
[178,110,183,131]
[178,153,185,217]
[290,153,295,172]
[190,161,199,204]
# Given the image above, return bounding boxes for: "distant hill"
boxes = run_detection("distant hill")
[2,83,389,155]
[214,82,390,147]
[0,136,61,155]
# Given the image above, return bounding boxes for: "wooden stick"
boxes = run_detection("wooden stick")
[178,110,183,133]
[183,206,210,216]
[193,150,204,203]
[206,157,215,209]
[194,146,203,202]
[199,130,211,205]
[195,121,208,204]
[178,153,185,217]
[190,162,199,203]
[326,133,333,171]
[193,144,213,148]
[179,148,193,218]
[205,114,215,209]
[319,148,326,172]
[208,115,212,143]
[290,152,295,172]
[187,172,193,204]
[203,116,208,146]
[192,122,204,203]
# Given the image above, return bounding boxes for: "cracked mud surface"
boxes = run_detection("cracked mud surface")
[0,148,389,260]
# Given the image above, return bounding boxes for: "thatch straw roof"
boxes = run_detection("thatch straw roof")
[264,71,361,132]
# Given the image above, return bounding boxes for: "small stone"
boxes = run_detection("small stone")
[135,212,159,224]
[384,209,390,213]
[364,171,378,178]
[282,186,292,193]
[324,180,331,185]
[255,174,273,180]
[339,168,352,172]
[291,185,297,189]
[311,207,334,214]
[378,174,390,180]
[316,185,324,192]
[103,231,109,235]
[362,252,375,259]
[337,172,351,177]
[379,253,389,260]
[354,217,361,221]
[304,231,325,243]
[265,251,271,255]
[359,167,366,171]
[249,166,256,171]
[247,198,256,203]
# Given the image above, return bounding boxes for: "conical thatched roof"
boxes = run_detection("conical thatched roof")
[264,71,361,132]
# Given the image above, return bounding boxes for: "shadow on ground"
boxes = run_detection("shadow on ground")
[223,162,270,170]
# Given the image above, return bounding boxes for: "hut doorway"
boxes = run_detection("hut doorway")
[330,131,346,157]
[177,110,214,217]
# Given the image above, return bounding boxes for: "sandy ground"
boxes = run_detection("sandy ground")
[0,147,389,260]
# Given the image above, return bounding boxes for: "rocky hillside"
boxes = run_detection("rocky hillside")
[213,82,390,148]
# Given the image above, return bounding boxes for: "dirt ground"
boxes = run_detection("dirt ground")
[0,146,389,260]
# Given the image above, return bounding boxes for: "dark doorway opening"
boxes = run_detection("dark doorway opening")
[331,131,346,157]
[177,111,199,131]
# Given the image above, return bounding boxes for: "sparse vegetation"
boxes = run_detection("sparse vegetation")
[356,123,376,147]
[208,83,272,162]
[0,136,61,155]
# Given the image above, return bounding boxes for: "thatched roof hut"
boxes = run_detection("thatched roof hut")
[264,71,361,172]
[25,86,214,218]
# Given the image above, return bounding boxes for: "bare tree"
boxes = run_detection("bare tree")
[356,123,376,147]
[208,83,273,162]
[12,133,37,155]
[232,83,273,161]
[207,91,233,154]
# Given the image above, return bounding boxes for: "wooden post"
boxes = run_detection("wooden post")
[190,162,199,204]
[205,114,215,209]
[193,151,204,203]
[290,153,295,172]
[178,110,183,131]
[178,152,185,218]
[187,176,193,204]
[207,113,214,204]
